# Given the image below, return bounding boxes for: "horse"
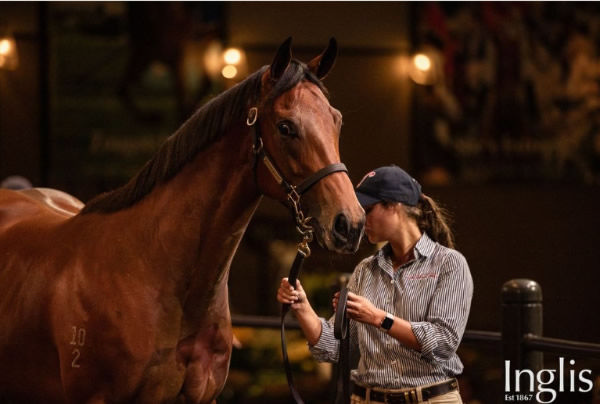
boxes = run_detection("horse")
[0,38,364,403]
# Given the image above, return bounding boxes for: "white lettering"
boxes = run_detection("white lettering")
[570,359,576,391]
[504,358,594,403]
[579,370,593,393]
[537,369,556,403]
[558,357,564,391]
[505,360,511,391]
[515,369,535,392]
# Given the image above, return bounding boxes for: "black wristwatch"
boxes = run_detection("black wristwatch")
[380,312,394,332]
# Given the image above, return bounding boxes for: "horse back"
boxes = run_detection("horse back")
[0,188,82,230]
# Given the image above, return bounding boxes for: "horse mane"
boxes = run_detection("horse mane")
[81,60,327,214]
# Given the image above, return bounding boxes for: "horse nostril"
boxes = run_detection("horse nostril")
[333,213,350,240]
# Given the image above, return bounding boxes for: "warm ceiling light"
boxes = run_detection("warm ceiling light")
[223,48,242,65]
[413,53,431,72]
[0,39,12,55]
[0,36,18,70]
[409,51,439,85]
[222,65,238,79]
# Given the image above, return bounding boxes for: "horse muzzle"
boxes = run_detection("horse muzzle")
[331,212,365,253]
[311,211,364,253]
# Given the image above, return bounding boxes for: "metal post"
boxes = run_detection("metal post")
[502,279,543,402]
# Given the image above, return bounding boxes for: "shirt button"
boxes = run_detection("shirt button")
[390,279,394,284]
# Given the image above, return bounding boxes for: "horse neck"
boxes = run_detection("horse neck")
[124,126,262,302]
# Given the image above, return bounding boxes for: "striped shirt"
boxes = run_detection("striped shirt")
[309,232,473,388]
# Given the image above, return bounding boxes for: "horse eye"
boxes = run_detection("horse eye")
[277,121,297,137]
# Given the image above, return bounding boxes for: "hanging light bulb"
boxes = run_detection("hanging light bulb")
[220,47,247,81]
[409,50,441,86]
[223,48,242,65]
[413,53,431,72]
[0,35,19,70]
[221,65,238,79]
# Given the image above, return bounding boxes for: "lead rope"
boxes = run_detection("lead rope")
[280,190,313,404]
[333,286,350,404]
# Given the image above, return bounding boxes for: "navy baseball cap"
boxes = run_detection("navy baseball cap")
[355,165,422,207]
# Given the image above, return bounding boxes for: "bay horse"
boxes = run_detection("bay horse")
[0,38,364,403]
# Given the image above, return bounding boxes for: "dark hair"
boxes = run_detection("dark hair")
[403,194,455,249]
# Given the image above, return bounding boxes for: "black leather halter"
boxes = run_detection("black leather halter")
[246,106,350,404]
[247,106,348,238]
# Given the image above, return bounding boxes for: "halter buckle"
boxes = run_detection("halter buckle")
[297,238,311,258]
[246,107,258,126]
[252,137,264,155]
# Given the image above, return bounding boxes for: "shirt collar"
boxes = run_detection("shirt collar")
[415,232,436,258]
[376,232,436,267]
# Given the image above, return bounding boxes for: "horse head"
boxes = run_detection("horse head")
[251,37,365,253]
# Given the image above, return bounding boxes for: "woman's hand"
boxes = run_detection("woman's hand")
[277,278,323,345]
[277,278,309,311]
[345,292,386,327]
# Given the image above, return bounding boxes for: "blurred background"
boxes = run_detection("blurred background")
[1,2,599,403]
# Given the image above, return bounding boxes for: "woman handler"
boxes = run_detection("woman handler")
[277,165,473,404]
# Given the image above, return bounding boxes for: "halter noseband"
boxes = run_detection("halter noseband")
[246,106,348,254]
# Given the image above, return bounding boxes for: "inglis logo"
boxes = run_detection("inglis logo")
[357,171,376,188]
[505,358,593,403]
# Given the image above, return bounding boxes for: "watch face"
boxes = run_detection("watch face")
[381,314,394,330]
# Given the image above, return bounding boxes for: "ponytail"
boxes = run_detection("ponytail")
[404,194,455,249]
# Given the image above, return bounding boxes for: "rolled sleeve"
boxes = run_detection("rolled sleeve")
[308,317,339,363]
[410,252,473,362]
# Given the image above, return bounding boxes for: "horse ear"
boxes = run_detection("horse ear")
[307,37,338,80]
[269,37,293,81]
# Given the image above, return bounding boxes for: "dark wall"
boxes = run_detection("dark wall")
[430,184,600,342]
[0,3,42,185]
[228,2,414,181]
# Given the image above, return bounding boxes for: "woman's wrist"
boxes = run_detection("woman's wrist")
[293,299,317,319]
[292,303,322,346]
[292,301,310,313]
[373,309,387,328]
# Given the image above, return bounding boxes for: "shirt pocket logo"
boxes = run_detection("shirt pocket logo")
[405,273,438,280]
